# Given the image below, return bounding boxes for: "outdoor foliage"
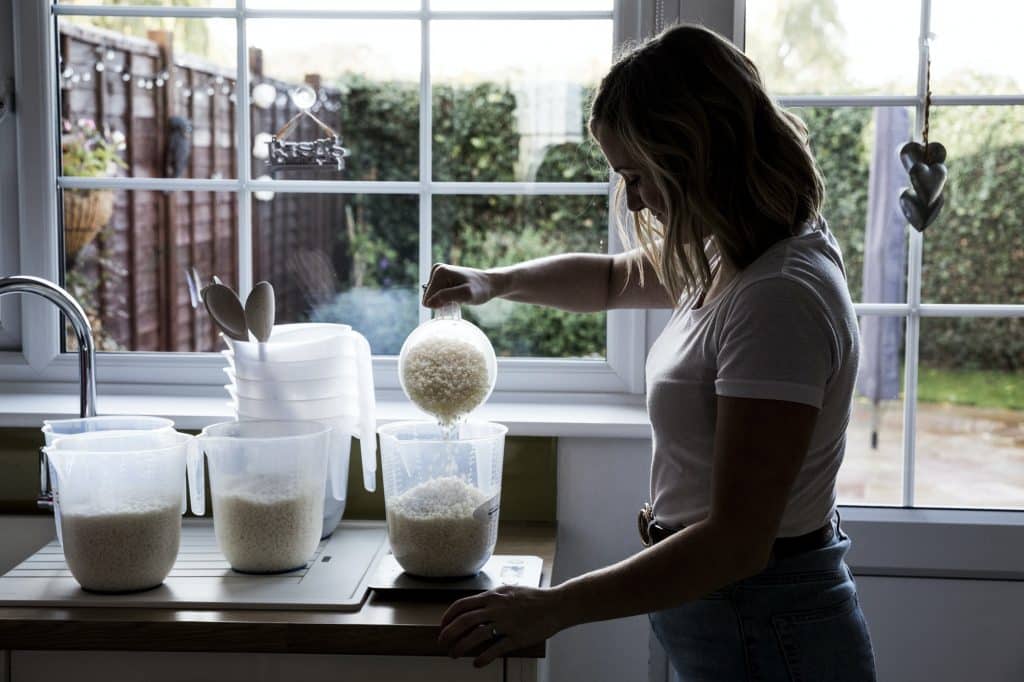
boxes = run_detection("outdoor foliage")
[317,77,608,357]
[918,107,1024,371]
[801,106,872,301]
[60,118,127,177]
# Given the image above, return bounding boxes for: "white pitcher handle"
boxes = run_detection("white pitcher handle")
[350,330,378,492]
[186,437,206,517]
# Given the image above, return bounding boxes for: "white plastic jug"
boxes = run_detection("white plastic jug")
[42,415,176,445]
[377,421,507,577]
[225,323,377,493]
[193,420,330,574]
[43,430,194,592]
[41,415,179,547]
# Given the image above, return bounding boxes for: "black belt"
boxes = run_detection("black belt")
[638,503,835,559]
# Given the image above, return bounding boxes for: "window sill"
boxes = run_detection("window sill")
[0,387,654,438]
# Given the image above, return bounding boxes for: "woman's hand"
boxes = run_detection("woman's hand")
[422,263,499,308]
[438,585,568,668]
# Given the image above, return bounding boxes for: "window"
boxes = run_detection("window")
[6,1,646,395]
[744,0,1024,510]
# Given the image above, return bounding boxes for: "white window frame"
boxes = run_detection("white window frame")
[1,0,656,401]
[732,0,1024,507]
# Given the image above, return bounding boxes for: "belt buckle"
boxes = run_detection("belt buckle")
[638,503,655,547]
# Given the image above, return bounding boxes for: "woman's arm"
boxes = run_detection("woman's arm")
[438,395,819,667]
[423,249,674,312]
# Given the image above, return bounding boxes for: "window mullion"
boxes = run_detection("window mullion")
[901,0,934,508]
[235,0,253,299]
[418,0,432,325]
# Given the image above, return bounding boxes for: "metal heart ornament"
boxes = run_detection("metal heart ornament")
[899,141,947,170]
[908,161,947,206]
[899,189,945,232]
[898,141,948,232]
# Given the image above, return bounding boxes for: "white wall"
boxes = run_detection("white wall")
[857,576,1024,681]
[548,437,652,682]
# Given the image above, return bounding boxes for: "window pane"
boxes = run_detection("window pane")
[58,1,233,6]
[745,0,918,96]
[922,106,1024,304]
[58,16,238,179]
[838,315,906,506]
[915,317,1024,509]
[252,193,419,356]
[247,19,420,181]
[63,189,238,352]
[246,0,418,8]
[432,194,607,358]
[931,0,1024,95]
[795,106,912,303]
[432,1,612,9]
[432,20,611,182]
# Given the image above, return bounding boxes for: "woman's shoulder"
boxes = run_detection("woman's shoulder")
[734,220,848,296]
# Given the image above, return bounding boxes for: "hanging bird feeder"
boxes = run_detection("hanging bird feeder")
[266,85,349,174]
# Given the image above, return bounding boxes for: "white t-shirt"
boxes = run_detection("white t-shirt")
[645,220,860,537]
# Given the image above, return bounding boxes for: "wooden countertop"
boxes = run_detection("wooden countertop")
[0,522,556,658]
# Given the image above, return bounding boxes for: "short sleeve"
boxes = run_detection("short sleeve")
[714,277,838,408]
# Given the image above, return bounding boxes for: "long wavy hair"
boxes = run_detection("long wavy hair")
[589,23,826,305]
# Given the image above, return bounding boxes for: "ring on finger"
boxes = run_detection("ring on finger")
[490,625,502,640]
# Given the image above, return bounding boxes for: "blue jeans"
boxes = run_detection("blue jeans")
[650,516,876,681]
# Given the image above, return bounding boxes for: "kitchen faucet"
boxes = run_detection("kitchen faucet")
[0,275,97,508]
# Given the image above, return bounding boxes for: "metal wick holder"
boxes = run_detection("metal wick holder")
[267,85,349,173]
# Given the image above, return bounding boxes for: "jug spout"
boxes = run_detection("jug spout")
[186,437,206,517]
[351,330,378,492]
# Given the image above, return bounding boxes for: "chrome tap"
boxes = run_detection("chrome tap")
[0,275,97,509]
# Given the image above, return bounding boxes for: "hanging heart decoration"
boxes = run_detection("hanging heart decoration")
[899,186,944,232]
[898,56,949,233]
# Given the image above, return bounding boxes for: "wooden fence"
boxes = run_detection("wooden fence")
[60,23,345,352]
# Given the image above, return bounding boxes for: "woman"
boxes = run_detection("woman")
[427,23,877,681]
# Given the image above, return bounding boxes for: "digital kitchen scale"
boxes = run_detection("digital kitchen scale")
[368,553,544,597]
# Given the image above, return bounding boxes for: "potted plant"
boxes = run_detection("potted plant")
[61,118,127,259]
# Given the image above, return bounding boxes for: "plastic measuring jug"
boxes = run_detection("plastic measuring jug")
[225,368,358,401]
[227,385,359,421]
[43,430,194,592]
[41,415,178,546]
[235,412,356,539]
[377,420,507,577]
[42,415,176,445]
[223,323,377,493]
[193,420,330,573]
[227,323,357,363]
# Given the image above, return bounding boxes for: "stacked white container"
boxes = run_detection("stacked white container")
[222,323,377,538]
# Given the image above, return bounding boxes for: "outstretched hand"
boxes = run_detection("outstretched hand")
[438,585,568,668]
[422,263,498,308]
